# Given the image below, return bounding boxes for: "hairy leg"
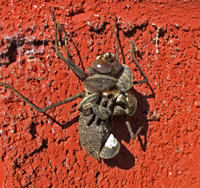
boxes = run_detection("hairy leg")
[48,7,90,81]
[124,114,159,139]
[0,82,85,113]
[130,40,149,85]
[114,16,119,61]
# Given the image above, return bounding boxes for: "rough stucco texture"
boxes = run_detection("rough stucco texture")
[0,0,200,187]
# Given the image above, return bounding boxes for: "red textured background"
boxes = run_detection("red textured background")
[0,0,200,187]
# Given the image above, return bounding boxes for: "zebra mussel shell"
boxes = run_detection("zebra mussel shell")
[99,134,120,159]
[116,64,133,93]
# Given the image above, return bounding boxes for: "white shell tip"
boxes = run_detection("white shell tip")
[105,134,118,149]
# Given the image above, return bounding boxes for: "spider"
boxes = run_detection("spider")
[0,8,159,160]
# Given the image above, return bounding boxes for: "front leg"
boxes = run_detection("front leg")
[48,7,90,81]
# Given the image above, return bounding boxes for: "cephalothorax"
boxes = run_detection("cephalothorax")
[0,8,158,161]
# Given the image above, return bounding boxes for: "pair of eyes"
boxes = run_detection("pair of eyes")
[91,53,123,74]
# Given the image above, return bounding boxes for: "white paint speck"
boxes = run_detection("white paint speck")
[48,119,55,133]
[24,49,35,55]
[169,172,172,175]
[156,48,159,54]
[47,97,52,105]
[33,5,37,8]
[97,64,101,68]
[10,0,13,12]
[105,134,118,149]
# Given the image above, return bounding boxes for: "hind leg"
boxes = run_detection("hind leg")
[0,82,85,113]
[124,114,159,140]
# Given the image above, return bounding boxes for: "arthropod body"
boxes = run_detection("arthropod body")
[78,53,137,160]
[0,9,158,161]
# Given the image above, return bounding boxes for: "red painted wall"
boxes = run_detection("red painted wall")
[0,0,200,187]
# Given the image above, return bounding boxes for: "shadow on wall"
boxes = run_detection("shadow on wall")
[104,143,136,169]
[104,86,154,169]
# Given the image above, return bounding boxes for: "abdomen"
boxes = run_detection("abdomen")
[78,112,113,160]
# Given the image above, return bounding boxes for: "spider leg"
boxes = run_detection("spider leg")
[123,115,135,139]
[0,82,85,113]
[124,114,159,139]
[48,7,90,81]
[129,40,149,85]
[114,16,119,61]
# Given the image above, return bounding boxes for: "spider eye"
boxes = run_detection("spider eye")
[91,60,112,73]
[91,53,123,73]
